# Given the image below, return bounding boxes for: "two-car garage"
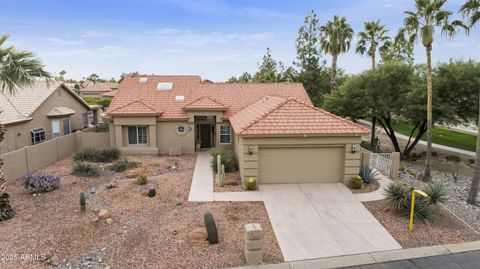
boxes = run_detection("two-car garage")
[258,146,345,183]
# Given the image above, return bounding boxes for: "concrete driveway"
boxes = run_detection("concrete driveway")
[259,183,401,261]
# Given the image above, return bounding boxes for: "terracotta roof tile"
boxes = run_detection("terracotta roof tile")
[108,100,162,116]
[184,96,227,110]
[230,96,370,136]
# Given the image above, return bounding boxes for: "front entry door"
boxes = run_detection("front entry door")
[199,124,212,148]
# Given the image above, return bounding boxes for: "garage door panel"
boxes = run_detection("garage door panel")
[259,147,344,183]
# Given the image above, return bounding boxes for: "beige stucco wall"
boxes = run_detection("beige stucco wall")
[235,135,362,184]
[0,86,89,154]
[157,121,195,155]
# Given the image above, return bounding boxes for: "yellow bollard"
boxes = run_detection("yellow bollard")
[409,189,429,233]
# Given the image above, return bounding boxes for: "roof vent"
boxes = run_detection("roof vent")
[157,82,173,90]
[139,77,148,84]
[175,95,185,102]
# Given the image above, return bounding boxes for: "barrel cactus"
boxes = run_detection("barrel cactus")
[148,188,156,197]
[204,212,218,244]
[351,175,363,189]
[243,177,257,191]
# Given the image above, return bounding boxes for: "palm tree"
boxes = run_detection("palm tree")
[461,0,480,205]
[356,20,390,150]
[319,15,354,91]
[0,34,51,221]
[399,0,466,180]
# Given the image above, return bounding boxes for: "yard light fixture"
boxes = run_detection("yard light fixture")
[248,145,254,155]
[351,144,357,153]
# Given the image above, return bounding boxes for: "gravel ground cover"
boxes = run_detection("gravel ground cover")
[0,155,282,269]
[213,171,243,192]
[348,179,380,194]
[364,199,480,248]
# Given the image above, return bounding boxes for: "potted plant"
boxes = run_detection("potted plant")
[196,138,202,151]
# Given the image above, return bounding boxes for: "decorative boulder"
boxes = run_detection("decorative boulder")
[148,188,156,197]
[188,227,208,242]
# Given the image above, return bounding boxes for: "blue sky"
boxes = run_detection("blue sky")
[1,0,478,81]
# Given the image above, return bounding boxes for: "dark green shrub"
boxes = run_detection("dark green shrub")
[423,181,446,205]
[137,174,148,185]
[72,161,99,177]
[350,175,363,189]
[74,147,120,163]
[209,149,237,173]
[204,212,218,244]
[109,159,139,173]
[385,182,410,211]
[95,123,109,133]
[360,165,378,184]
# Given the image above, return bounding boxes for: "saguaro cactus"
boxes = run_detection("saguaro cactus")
[219,164,225,187]
[80,192,86,213]
[204,212,219,244]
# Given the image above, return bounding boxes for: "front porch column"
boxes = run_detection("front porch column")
[149,124,156,148]
[115,125,123,147]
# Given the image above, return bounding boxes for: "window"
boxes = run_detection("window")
[128,126,148,145]
[220,125,231,144]
[63,119,70,135]
[82,112,88,128]
[31,128,46,144]
[52,120,61,139]
[176,124,188,136]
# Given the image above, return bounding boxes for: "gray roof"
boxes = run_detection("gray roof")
[0,81,89,125]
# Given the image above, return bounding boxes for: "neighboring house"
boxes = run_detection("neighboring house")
[79,81,119,98]
[0,82,92,154]
[106,75,369,184]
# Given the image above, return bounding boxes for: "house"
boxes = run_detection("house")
[106,75,369,184]
[0,82,93,154]
[78,81,119,98]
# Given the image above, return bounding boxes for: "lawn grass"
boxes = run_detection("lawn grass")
[388,120,477,152]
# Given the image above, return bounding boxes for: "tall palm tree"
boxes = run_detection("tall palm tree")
[399,0,466,180]
[319,15,354,91]
[356,20,390,150]
[461,0,480,205]
[0,34,51,221]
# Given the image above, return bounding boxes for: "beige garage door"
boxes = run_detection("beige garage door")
[258,146,344,183]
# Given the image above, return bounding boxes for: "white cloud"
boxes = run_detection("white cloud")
[43,37,83,46]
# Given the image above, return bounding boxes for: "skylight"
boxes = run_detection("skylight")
[157,82,173,90]
[139,77,148,84]
[175,95,185,102]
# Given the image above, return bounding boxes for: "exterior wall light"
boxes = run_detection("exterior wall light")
[351,144,357,153]
[248,145,254,155]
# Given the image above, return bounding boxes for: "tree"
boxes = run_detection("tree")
[227,76,238,83]
[87,73,100,84]
[295,10,330,105]
[58,70,66,81]
[0,34,51,221]
[356,20,390,151]
[238,72,252,82]
[460,0,480,204]
[399,0,466,180]
[319,15,354,91]
[254,48,281,82]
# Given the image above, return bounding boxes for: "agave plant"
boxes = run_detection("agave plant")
[384,182,410,211]
[360,165,379,184]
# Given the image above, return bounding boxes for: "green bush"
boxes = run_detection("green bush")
[74,148,120,163]
[360,165,378,184]
[385,182,410,211]
[209,149,237,173]
[72,161,99,177]
[137,174,148,185]
[423,181,446,205]
[350,175,363,189]
[402,196,431,220]
[109,159,139,173]
[95,123,109,133]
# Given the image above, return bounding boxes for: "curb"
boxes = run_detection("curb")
[229,240,480,269]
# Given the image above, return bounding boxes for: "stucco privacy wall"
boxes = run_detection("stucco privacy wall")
[234,136,362,184]
[0,86,89,154]
[1,130,109,184]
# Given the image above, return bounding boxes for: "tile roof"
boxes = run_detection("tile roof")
[80,82,119,93]
[107,75,310,118]
[102,90,117,98]
[47,106,76,117]
[108,100,162,116]
[0,81,89,125]
[230,96,370,136]
[184,96,227,110]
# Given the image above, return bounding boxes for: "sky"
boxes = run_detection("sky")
[1,0,479,81]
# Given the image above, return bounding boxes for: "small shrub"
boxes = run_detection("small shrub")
[243,177,257,191]
[95,123,109,133]
[445,155,461,162]
[22,172,61,193]
[350,175,363,189]
[360,165,378,184]
[402,196,431,220]
[72,161,99,177]
[422,181,446,205]
[74,147,120,163]
[109,159,139,173]
[204,212,219,244]
[452,170,460,183]
[385,182,410,211]
[209,149,237,173]
[137,174,148,185]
